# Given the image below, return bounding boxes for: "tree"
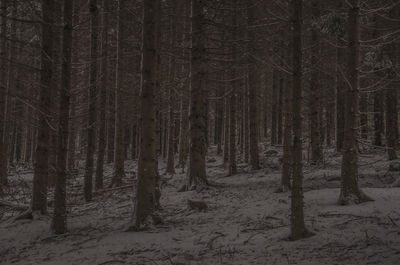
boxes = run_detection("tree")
[111,0,128,187]
[130,0,160,230]
[52,0,73,234]
[309,0,323,165]
[279,46,292,193]
[247,0,260,170]
[339,0,372,205]
[83,0,99,201]
[181,0,208,190]
[0,0,10,189]
[290,0,310,240]
[31,0,54,214]
[94,0,110,190]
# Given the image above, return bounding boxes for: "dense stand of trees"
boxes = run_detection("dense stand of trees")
[0,0,399,240]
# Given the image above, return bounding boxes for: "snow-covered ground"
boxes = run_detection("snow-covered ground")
[1,146,400,265]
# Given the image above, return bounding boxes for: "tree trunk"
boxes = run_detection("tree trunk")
[290,0,309,240]
[228,2,237,176]
[223,79,229,168]
[0,0,8,188]
[309,0,323,164]
[339,0,372,205]
[336,44,345,152]
[247,0,260,170]
[182,0,208,190]
[386,85,398,160]
[52,0,73,234]
[130,0,159,230]
[166,45,176,174]
[83,0,99,201]
[373,88,383,146]
[95,0,109,190]
[280,52,292,192]
[271,69,278,146]
[244,77,249,163]
[31,0,54,213]
[48,0,63,188]
[277,76,283,145]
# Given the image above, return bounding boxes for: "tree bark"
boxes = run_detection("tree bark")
[130,0,159,230]
[95,0,109,190]
[386,85,398,160]
[309,0,323,164]
[83,0,99,201]
[182,0,208,190]
[111,0,129,187]
[52,0,73,234]
[247,0,260,170]
[31,0,54,213]
[339,0,372,205]
[290,0,309,240]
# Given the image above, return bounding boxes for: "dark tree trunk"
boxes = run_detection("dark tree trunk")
[95,0,109,190]
[52,0,73,234]
[339,0,372,205]
[31,0,54,213]
[290,0,309,240]
[130,0,159,230]
[84,0,99,202]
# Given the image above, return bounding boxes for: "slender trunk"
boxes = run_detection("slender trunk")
[0,0,8,187]
[271,70,278,146]
[31,0,54,213]
[309,0,323,164]
[52,0,73,234]
[290,0,309,240]
[130,0,159,230]
[95,0,109,189]
[182,0,208,190]
[336,42,345,152]
[48,0,63,188]
[83,0,99,201]
[247,0,260,169]
[360,92,368,140]
[373,89,383,146]
[228,2,237,176]
[277,76,283,145]
[339,0,372,205]
[166,45,176,174]
[244,76,249,163]
[280,50,292,192]
[386,85,398,160]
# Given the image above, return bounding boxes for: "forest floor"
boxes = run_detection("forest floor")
[1,145,400,265]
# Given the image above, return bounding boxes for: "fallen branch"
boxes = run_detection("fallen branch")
[0,200,29,210]
[93,184,134,195]
[207,232,226,249]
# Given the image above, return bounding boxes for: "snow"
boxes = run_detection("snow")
[1,146,400,265]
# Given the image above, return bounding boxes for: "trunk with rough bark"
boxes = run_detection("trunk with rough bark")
[339,0,372,205]
[130,0,159,230]
[386,85,398,160]
[83,0,99,201]
[247,0,260,170]
[95,0,109,190]
[182,0,208,189]
[111,0,128,187]
[309,0,323,164]
[31,0,54,213]
[280,51,292,193]
[373,89,383,146]
[290,0,309,240]
[52,0,73,234]
[0,0,8,188]
[271,69,278,146]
